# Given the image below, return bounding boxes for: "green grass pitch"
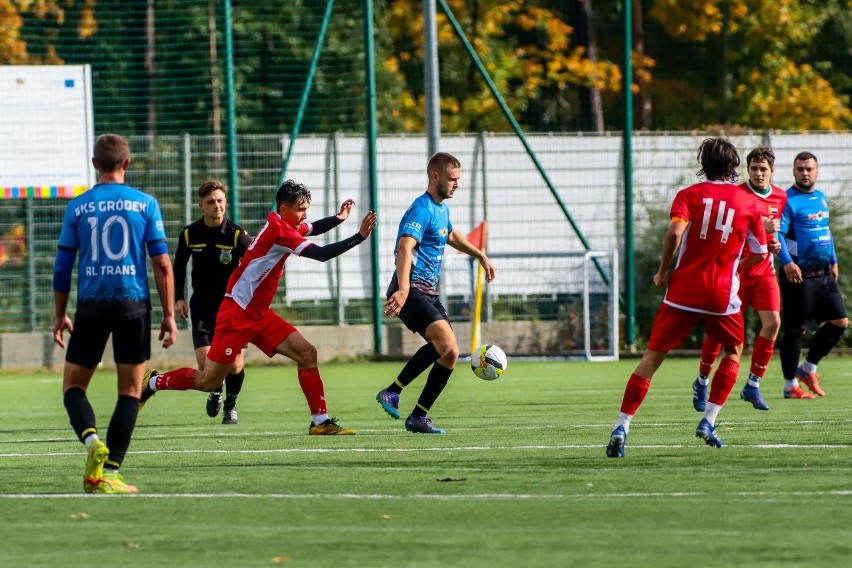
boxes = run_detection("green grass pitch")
[1,357,851,567]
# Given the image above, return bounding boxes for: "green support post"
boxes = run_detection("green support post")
[364,0,382,356]
[223,0,239,223]
[623,0,636,349]
[437,0,611,288]
[278,0,337,187]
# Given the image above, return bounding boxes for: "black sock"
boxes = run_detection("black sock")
[412,362,453,417]
[780,329,804,380]
[225,369,245,405]
[388,343,440,394]
[63,387,97,443]
[104,395,139,470]
[807,323,847,364]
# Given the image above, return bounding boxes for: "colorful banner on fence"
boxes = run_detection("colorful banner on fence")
[1,186,89,199]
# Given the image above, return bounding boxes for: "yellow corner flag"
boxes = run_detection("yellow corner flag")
[463,221,487,353]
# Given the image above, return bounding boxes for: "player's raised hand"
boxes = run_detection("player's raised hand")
[359,211,378,239]
[336,199,356,221]
[53,315,73,349]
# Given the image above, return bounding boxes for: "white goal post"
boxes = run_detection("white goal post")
[442,250,619,361]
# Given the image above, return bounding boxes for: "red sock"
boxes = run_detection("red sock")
[699,337,721,377]
[154,368,197,391]
[619,373,651,416]
[298,367,327,415]
[749,336,775,379]
[708,358,739,405]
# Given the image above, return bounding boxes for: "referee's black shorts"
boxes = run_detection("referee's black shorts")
[391,287,450,337]
[66,312,151,368]
[189,305,218,350]
[780,272,847,332]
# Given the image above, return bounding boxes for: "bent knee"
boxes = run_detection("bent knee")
[294,344,318,367]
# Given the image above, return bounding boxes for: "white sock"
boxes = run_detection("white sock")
[801,361,817,375]
[83,433,99,449]
[312,413,329,425]
[703,403,722,425]
[615,412,632,434]
[785,378,798,390]
[747,373,761,388]
[698,374,710,385]
[148,375,159,392]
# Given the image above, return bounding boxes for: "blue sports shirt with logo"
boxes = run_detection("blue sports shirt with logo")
[778,186,837,271]
[55,183,168,319]
[394,192,452,296]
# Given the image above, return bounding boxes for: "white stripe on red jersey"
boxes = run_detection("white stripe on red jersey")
[664,180,768,315]
[224,211,312,318]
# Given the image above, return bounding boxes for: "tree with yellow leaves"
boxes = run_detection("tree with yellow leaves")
[649,0,851,129]
[0,0,96,64]
[378,0,621,132]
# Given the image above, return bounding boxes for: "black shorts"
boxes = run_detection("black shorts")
[66,312,151,368]
[392,287,449,337]
[780,273,847,332]
[190,308,218,350]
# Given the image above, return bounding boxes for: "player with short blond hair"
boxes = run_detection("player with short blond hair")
[376,152,496,434]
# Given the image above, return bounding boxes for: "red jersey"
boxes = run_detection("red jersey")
[738,181,787,279]
[225,211,313,319]
[664,180,768,315]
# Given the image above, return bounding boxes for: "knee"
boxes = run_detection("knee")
[294,343,318,367]
[721,345,741,360]
[763,316,781,338]
[436,339,459,364]
[831,318,849,329]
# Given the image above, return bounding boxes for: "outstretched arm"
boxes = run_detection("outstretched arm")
[309,199,357,236]
[447,228,495,282]
[300,211,377,262]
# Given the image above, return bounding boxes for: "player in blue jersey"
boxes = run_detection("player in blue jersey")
[777,152,848,398]
[53,133,177,494]
[376,152,496,434]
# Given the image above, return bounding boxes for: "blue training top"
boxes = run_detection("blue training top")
[778,186,837,271]
[55,182,168,319]
[393,192,452,296]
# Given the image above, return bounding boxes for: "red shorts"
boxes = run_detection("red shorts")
[207,298,297,365]
[738,274,780,313]
[648,303,744,352]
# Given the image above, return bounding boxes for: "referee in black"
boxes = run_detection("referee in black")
[174,180,252,424]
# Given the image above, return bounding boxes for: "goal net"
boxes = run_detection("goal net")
[442,250,619,361]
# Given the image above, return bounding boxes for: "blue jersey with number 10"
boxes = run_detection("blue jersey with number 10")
[394,192,452,296]
[58,183,167,318]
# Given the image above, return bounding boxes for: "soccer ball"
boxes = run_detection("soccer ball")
[471,344,508,381]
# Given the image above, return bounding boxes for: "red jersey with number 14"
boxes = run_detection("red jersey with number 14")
[738,181,786,279]
[664,180,768,315]
[224,211,313,319]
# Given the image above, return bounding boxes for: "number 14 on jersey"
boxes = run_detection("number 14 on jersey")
[700,197,735,243]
